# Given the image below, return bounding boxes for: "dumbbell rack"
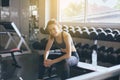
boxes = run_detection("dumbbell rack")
[68,39,120,80]
[40,26,120,80]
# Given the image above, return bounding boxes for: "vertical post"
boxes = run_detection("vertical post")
[84,0,88,27]
[92,40,97,66]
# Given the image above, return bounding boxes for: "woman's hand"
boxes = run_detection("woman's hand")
[44,59,55,67]
[61,48,66,52]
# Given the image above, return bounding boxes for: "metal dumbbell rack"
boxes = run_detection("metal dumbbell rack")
[68,39,120,80]
[40,26,120,80]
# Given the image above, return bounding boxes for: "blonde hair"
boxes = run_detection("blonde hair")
[46,19,62,31]
[46,19,62,39]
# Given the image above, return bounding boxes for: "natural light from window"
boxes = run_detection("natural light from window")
[59,0,120,23]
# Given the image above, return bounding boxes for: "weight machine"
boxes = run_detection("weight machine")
[0,21,31,53]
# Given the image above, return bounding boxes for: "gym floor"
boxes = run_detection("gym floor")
[1,53,93,80]
[1,52,119,80]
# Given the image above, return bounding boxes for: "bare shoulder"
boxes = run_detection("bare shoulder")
[63,31,71,39]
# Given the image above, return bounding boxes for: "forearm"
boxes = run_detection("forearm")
[44,51,49,60]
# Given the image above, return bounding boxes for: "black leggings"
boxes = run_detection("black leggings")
[38,52,79,80]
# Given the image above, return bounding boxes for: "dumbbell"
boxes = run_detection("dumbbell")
[90,44,98,51]
[81,26,88,31]
[69,26,74,30]
[89,31,98,40]
[114,48,120,64]
[81,44,91,60]
[74,26,81,31]
[97,31,107,40]
[102,47,114,63]
[88,27,96,32]
[81,30,90,39]
[96,28,104,33]
[106,33,115,41]
[107,48,120,65]
[76,43,83,61]
[115,48,120,54]
[112,29,120,35]
[104,28,112,33]
[74,29,83,38]
[62,25,68,30]
[69,26,75,37]
[75,42,82,58]
[97,46,107,62]
[106,47,117,64]
[115,33,120,42]
[75,42,82,49]
[106,47,114,54]
[62,25,69,32]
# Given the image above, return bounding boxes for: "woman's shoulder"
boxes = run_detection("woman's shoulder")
[63,31,71,38]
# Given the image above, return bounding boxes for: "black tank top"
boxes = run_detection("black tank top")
[54,32,79,60]
[54,32,66,49]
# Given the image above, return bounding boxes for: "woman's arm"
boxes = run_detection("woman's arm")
[44,36,54,60]
[52,32,72,64]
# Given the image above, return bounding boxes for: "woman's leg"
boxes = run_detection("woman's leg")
[55,60,70,80]
[55,56,78,80]
[38,55,45,79]
[38,54,61,79]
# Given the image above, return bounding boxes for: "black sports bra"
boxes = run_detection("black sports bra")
[54,32,66,49]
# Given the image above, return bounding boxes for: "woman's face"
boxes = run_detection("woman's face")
[48,24,60,37]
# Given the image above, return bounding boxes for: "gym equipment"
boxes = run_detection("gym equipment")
[81,30,90,39]
[115,33,120,42]
[0,22,31,53]
[0,48,23,80]
[105,47,115,63]
[62,25,69,32]
[81,26,88,31]
[67,64,120,80]
[74,26,81,31]
[74,29,82,38]
[89,31,98,40]
[69,26,75,37]
[97,46,106,62]
[114,48,120,64]
[106,33,115,41]
[88,27,96,32]
[104,28,112,33]
[80,44,91,60]
[96,28,104,33]
[107,47,119,65]
[37,25,120,80]
[112,29,120,35]
[62,25,68,30]
[76,43,83,61]
[69,26,74,30]
[97,31,107,40]
[90,44,98,51]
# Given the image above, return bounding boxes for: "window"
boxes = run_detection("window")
[59,0,85,22]
[59,0,120,23]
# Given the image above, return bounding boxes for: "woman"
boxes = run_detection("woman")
[37,19,79,80]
